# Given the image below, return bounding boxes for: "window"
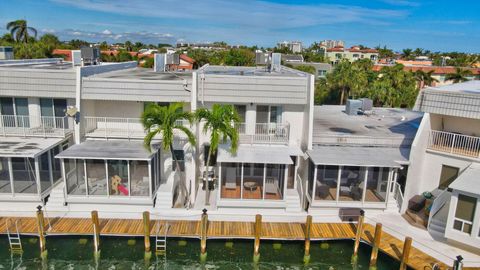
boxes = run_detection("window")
[353,54,359,58]
[66,159,86,195]
[130,160,149,196]
[234,105,246,122]
[11,158,37,194]
[86,160,107,195]
[453,194,477,234]
[439,165,459,190]
[317,70,327,77]
[0,97,29,127]
[256,105,282,124]
[221,162,241,199]
[338,166,365,202]
[335,53,342,59]
[265,164,285,200]
[172,150,185,172]
[0,157,11,193]
[316,165,339,201]
[364,167,389,202]
[107,160,129,196]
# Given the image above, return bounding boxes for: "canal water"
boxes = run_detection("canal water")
[0,236,404,269]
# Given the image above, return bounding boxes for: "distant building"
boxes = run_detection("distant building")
[277,41,303,53]
[373,64,480,87]
[281,54,304,63]
[0,46,14,60]
[325,46,379,65]
[319,40,345,49]
[288,62,332,78]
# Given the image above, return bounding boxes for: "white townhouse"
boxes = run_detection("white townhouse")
[406,81,480,251]
[304,103,422,216]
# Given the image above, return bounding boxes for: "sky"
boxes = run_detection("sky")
[0,0,479,52]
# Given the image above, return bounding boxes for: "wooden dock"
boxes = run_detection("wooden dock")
[0,216,462,270]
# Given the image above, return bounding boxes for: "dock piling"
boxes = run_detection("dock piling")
[369,223,382,270]
[36,205,47,258]
[143,211,152,259]
[399,237,412,270]
[91,210,101,255]
[303,215,312,264]
[253,214,262,263]
[200,209,208,261]
[352,210,365,264]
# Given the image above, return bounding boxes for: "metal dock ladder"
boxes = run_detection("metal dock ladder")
[6,219,23,254]
[155,221,170,255]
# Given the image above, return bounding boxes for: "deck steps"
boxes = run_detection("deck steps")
[403,209,428,229]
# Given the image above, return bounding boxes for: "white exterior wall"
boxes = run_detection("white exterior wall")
[430,113,480,136]
[445,190,480,250]
[283,104,307,147]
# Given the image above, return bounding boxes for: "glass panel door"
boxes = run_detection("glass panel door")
[40,98,55,127]
[54,99,68,128]
[14,98,29,128]
[0,97,15,127]
[256,105,269,123]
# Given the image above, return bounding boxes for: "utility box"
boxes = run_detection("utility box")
[345,99,362,115]
[359,98,373,112]
[80,46,100,65]
[0,46,14,60]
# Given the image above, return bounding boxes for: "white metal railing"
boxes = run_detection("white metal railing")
[296,173,305,209]
[84,116,188,139]
[0,115,73,138]
[392,182,404,211]
[427,189,451,231]
[428,130,480,158]
[237,122,290,145]
[313,133,413,147]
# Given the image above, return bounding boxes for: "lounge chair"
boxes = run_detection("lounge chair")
[225,167,237,190]
[265,177,278,194]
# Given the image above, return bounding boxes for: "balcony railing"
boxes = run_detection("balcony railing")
[428,130,480,158]
[84,117,188,139]
[0,115,73,138]
[237,122,290,145]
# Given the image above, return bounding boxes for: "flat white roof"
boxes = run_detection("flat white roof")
[56,140,157,160]
[449,163,480,194]
[217,144,301,164]
[0,137,65,158]
[425,80,480,94]
[307,146,409,167]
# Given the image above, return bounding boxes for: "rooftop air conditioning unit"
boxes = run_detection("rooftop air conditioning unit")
[0,46,14,60]
[80,46,100,66]
[166,53,180,65]
[72,50,81,67]
[345,99,362,115]
[255,52,268,65]
[359,98,373,112]
[270,52,281,72]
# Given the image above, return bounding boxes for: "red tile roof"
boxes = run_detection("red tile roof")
[373,64,480,75]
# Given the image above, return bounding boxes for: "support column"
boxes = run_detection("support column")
[143,211,152,259]
[399,237,412,270]
[369,223,382,270]
[303,215,312,264]
[253,214,262,263]
[36,206,47,258]
[91,210,101,256]
[200,209,208,261]
[352,210,365,264]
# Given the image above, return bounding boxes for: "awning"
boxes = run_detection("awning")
[307,146,410,168]
[449,163,480,194]
[0,137,66,158]
[55,140,157,160]
[217,144,302,164]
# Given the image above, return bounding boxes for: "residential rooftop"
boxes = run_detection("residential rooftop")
[0,58,74,71]
[312,105,422,147]
[87,67,192,81]
[201,65,308,77]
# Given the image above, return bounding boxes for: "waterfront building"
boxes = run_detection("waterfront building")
[319,40,345,49]
[325,46,379,65]
[277,41,303,53]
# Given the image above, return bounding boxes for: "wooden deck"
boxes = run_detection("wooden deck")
[0,216,463,269]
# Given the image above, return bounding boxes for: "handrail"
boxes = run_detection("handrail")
[428,130,480,158]
[296,173,304,208]
[0,114,72,138]
[237,122,290,145]
[393,182,404,211]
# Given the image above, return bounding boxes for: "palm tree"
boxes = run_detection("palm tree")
[414,70,438,89]
[141,102,196,206]
[401,48,413,60]
[6,20,37,43]
[195,104,240,206]
[445,67,472,83]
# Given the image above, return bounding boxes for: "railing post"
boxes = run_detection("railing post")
[42,117,46,138]
[253,214,262,262]
[127,118,130,140]
[22,116,26,137]
[451,133,456,153]
[1,116,5,136]
[91,210,101,255]
[104,117,107,139]
[36,205,47,258]
[303,215,312,264]
[200,209,208,261]
[143,211,152,260]
[369,223,382,270]
[352,210,365,264]
[399,237,412,270]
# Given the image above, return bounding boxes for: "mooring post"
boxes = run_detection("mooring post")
[36,205,47,258]
[453,255,464,270]
[200,209,208,261]
[91,210,101,256]
[253,214,262,263]
[143,211,152,260]
[303,215,312,264]
[399,236,412,270]
[352,210,365,264]
[369,223,382,270]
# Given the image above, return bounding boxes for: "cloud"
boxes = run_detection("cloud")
[51,0,408,29]
[58,29,175,43]
[379,0,420,7]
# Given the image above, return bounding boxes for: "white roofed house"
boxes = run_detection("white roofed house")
[406,81,480,252]
[305,102,422,216]
[0,59,75,210]
[194,62,315,212]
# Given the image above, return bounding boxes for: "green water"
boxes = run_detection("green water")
[0,236,403,269]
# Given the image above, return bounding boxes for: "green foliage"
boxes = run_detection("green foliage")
[224,48,255,66]
[6,19,37,43]
[375,45,395,59]
[287,64,316,75]
[142,57,154,68]
[445,67,473,83]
